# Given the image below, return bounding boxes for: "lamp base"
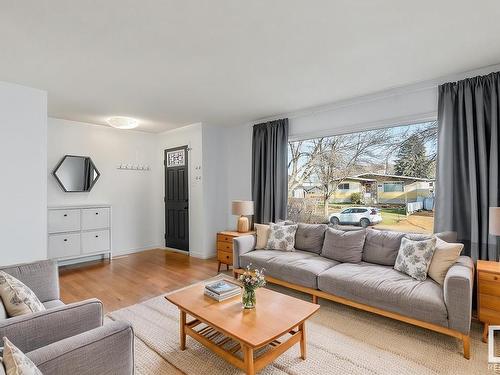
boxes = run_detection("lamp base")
[237,216,250,232]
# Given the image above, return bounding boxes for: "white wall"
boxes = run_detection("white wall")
[0,81,47,266]
[223,64,500,227]
[48,118,161,255]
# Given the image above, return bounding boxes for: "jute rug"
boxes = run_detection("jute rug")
[107,276,497,374]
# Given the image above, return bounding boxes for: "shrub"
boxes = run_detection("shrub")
[350,192,362,204]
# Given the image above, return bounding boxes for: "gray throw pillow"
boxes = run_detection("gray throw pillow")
[295,223,327,254]
[321,228,366,263]
[266,223,298,251]
[362,228,406,266]
[394,236,437,281]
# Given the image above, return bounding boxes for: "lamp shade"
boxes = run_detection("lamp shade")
[490,207,500,236]
[232,200,254,216]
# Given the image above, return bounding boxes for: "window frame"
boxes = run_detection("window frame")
[382,181,405,193]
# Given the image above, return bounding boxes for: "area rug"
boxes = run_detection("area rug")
[107,276,497,374]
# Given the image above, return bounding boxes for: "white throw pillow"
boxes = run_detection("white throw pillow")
[394,237,437,281]
[266,223,298,251]
[1,337,42,375]
[0,271,45,318]
[428,237,463,285]
[254,224,270,249]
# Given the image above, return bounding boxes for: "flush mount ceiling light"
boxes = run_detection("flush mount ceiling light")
[107,116,139,129]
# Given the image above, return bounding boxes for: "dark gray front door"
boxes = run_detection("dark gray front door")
[164,146,189,251]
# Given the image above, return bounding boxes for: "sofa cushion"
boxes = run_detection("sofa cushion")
[240,250,338,289]
[266,223,298,251]
[321,228,366,263]
[318,262,448,327]
[43,299,66,310]
[362,229,406,266]
[428,237,463,285]
[394,237,437,281]
[295,223,327,254]
[254,223,270,249]
[0,299,7,320]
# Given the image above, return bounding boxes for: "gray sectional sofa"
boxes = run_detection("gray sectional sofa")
[233,224,474,359]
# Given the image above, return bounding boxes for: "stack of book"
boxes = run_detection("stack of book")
[204,280,241,301]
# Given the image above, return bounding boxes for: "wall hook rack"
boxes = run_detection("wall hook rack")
[117,164,151,171]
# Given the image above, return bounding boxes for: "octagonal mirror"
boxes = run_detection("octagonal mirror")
[53,155,100,192]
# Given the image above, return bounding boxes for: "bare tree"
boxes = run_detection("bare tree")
[287,139,323,195]
[314,129,391,218]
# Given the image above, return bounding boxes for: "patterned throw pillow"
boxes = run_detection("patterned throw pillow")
[0,271,45,317]
[394,237,437,281]
[266,223,298,251]
[1,337,42,374]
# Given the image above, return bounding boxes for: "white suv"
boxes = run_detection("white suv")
[329,207,382,228]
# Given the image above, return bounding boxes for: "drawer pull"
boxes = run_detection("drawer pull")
[495,276,498,281]
[95,212,99,215]
[226,255,229,259]
[95,235,99,238]
[63,214,68,217]
[63,239,67,242]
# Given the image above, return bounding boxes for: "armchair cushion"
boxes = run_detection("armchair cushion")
[1,337,42,375]
[0,298,103,353]
[27,321,134,375]
[0,271,45,317]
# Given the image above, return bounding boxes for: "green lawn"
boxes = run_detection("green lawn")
[379,208,406,225]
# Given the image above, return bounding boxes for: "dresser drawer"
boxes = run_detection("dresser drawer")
[217,234,234,243]
[48,233,81,258]
[218,251,233,265]
[478,272,500,297]
[81,230,110,254]
[217,241,233,253]
[479,271,500,284]
[48,209,81,233]
[82,208,110,230]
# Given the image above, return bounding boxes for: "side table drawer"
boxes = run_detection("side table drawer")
[217,234,234,243]
[479,272,500,297]
[217,241,233,252]
[217,251,233,265]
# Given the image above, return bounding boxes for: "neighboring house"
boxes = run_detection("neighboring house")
[331,173,435,204]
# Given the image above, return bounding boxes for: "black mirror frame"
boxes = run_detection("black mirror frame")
[53,155,101,193]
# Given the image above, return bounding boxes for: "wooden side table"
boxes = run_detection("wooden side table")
[477,260,500,342]
[216,231,255,273]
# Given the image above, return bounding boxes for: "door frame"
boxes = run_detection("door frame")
[164,145,190,252]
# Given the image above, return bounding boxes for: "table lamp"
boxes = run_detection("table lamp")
[232,200,254,232]
[490,207,500,236]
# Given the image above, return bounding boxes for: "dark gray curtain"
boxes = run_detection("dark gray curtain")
[435,72,500,261]
[252,119,289,224]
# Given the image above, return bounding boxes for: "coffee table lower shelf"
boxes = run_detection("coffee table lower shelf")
[179,310,307,375]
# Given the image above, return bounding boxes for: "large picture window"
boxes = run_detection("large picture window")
[288,121,437,233]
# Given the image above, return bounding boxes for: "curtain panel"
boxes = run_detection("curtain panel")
[252,118,289,224]
[435,72,500,261]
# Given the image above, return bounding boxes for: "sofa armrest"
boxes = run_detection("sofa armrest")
[27,321,134,375]
[443,256,474,335]
[0,298,103,353]
[0,260,59,302]
[233,235,256,268]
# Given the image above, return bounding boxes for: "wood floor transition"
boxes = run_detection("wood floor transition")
[59,249,220,312]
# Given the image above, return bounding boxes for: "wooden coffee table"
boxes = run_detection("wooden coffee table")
[165,280,319,375]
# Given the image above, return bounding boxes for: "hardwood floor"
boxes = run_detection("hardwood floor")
[59,249,220,312]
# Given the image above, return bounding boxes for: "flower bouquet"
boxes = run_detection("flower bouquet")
[238,265,266,309]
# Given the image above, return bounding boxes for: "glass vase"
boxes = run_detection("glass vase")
[242,287,256,309]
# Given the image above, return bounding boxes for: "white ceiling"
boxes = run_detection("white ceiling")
[1,1,500,133]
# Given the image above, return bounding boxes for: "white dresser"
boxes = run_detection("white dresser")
[48,205,112,262]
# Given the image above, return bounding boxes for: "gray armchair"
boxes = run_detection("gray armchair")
[0,260,134,374]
